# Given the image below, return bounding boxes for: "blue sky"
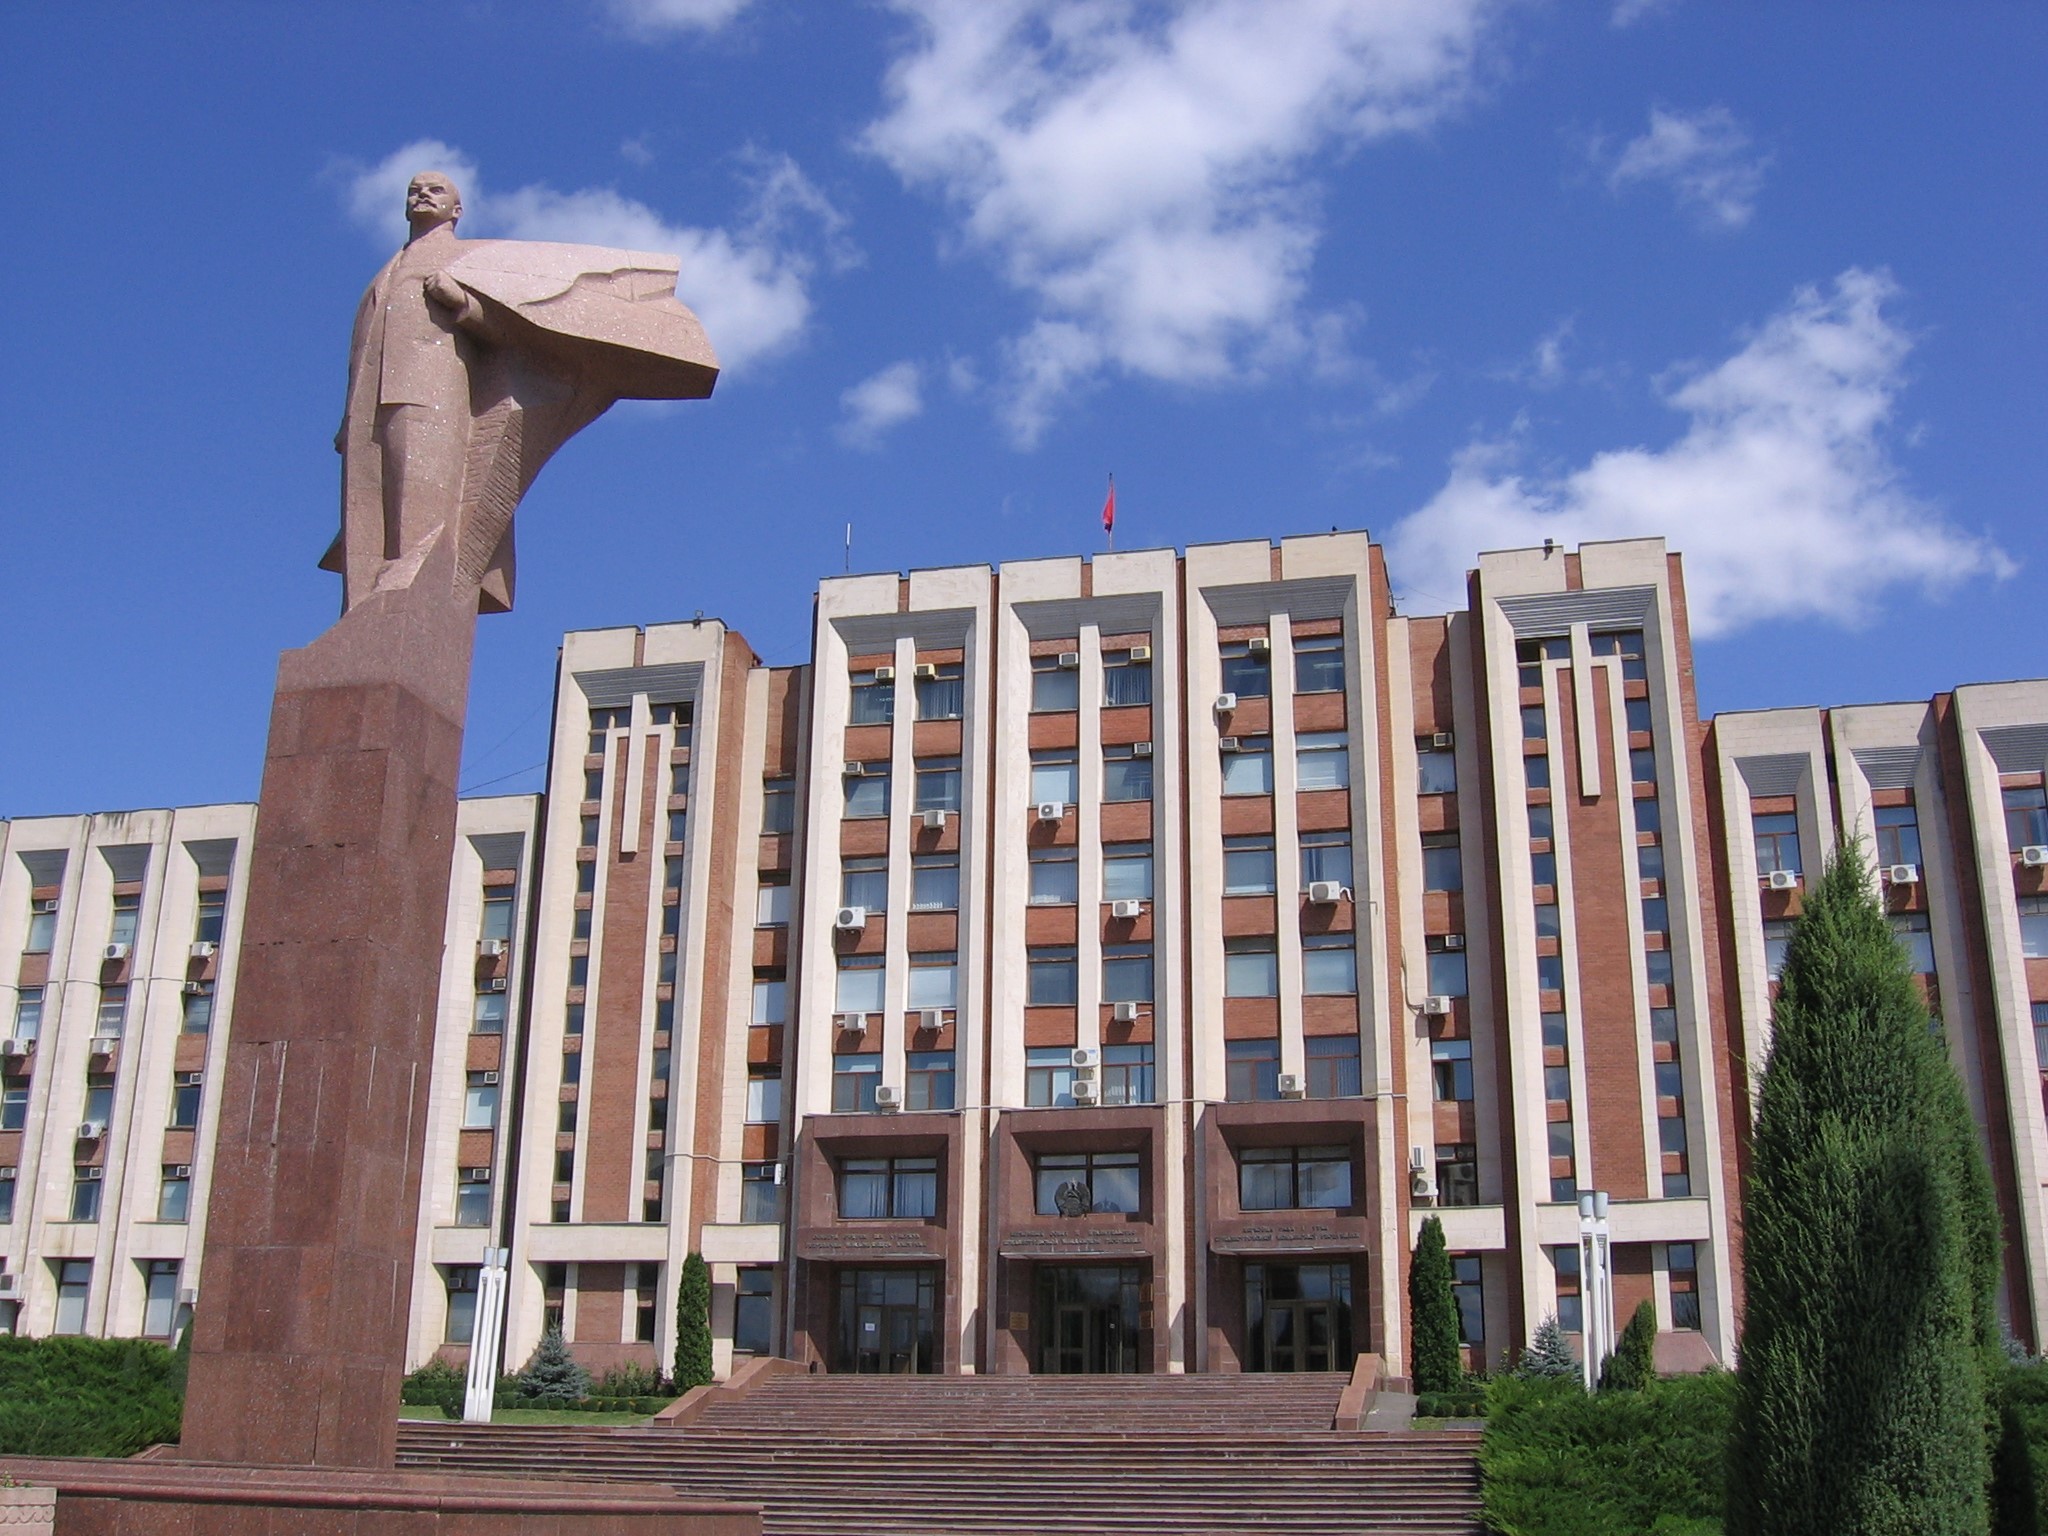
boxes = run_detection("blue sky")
[2,1,2042,816]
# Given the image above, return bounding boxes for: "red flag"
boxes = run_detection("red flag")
[1102,475,1116,535]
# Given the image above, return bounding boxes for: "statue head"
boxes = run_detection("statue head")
[405,171,463,237]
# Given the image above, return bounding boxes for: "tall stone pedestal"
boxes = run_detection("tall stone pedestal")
[182,550,475,1469]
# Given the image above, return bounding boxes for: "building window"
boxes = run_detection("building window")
[916,662,964,721]
[915,757,962,814]
[1642,897,1669,936]
[1030,749,1079,807]
[843,766,890,819]
[1451,1255,1484,1346]
[1873,804,1922,868]
[1103,649,1152,707]
[107,892,142,951]
[907,952,958,1010]
[1102,1043,1155,1106]
[745,1069,782,1124]
[579,814,600,849]
[1029,847,1079,905]
[849,671,895,725]
[1301,831,1352,890]
[741,1162,782,1223]
[1531,850,1557,887]
[462,1070,499,1130]
[634,1262,660,1343]
[1517,635,1568,688]
[832,1053,882,1114]
[1526,755,1553,792]
[0,1170,12,1225]
[1417,747,1457,795]
[1302,934,1357,995]
[1103,843,1154,902]
[25,899,58,955]
[179,981,214,1035]
[1223,835,1276,896]
[194,891,227,946]
[1297,732,1349,791]
[587,704,628,752]
[1891,914,1937,974]
[1644,949,1675,988]
[157,1166,190,1223]
[755,879,791,927]
[1763,919,1794,981]
[1426,943,1468,999]
[1421,834,1461,892]
[443,1266,480,1343]
[836,955,886,1014]
[735,1268,775,1354]
[1225,936,1278,998]
[1023,1045,1082,1107]
[1625,698,1653,735]
[2005,786,2048,851]
[912,855,959,911]
[1225,1038,1281,1103]
[1552,1246,1582,1332]
[1431,1038,1473,1102]
[54,1260,91,1335]
[752,974,788,1025]
[1519,705,1547,743]
[96,986,128,1038]
[1027,945,1079,1006]
[1032,653,1080,712]
[1639,841,1665,882]
[0,1085,25,1132]
[1295,634,1344,694]
[1436,1143,1479,1207]
[1240,1145,1351,1211]
[1542,1011,1570,1048]
[10,987,41,1044]
[1528,803,1554,841]
[1651,1007,1679,1043]
[840,1156,937,1219]
[1219,639,1272,698]
[761,775,796,835]
[1753,811,1803,877]
[71,1170,103,1223]
[168,1073,202,1130]
[1102,944,1154,1003]
[2019,897,2048,959]
[455,1170,492,1226]
[907,1050,955,1111]
[1103,745,1153,802]
[1535,903,1561,938]
[1590,628,1648,682]
[1035,1151,1141,1215]
[1305,1035,1361,1098]
[841,856,888,914]
[1630,748,1658,787]
[1668,1242,1701,1329]
[473,991,508,1035]
[1221,738,1275,796]
[2035,1001,2048,1068]
[1634,798,1662,837]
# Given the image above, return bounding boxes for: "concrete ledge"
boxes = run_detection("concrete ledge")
[1334,1353,1382,1431]
[652,1353,805,1428]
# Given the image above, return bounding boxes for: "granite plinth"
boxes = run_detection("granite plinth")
[182,535,480,1470]
[0,1459,760,1536]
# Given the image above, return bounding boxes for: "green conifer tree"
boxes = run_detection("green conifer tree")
[1599,1298,1659,1392]
[673,1251,714,1391]
[1727,841,1999,1535]
[1409,1215,1464,1395]
[517,1322,590,1404]
[1516,1314,1581,1382]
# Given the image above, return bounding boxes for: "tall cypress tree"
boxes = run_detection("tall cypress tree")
[1410,1215,1463,1395]
[1727,841,2000,1536]
[674,1251,714,1391]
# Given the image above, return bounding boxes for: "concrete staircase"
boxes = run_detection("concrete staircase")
[397,1372,1484,1536]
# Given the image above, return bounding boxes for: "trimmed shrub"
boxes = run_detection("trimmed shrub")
[1993,1398,2041,1536]
[594,1362,667,1399]
[0,1335,184,1456]
[674,1251,713,1391]
[1517,1314,1580,1382]
[1410,1215,1463,1396]
[1416,1387,1487,1419]
[1600,1299,1658,1393]
[1481,1370,1735,1536]
[517,1322,590,1403]
[401,1357,466,1411]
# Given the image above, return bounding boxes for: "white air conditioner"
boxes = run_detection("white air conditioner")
[913,663,939,681]
[81,1166,103,1181]
[462,1166,491,1181]
[1057,652,1081,670]
[836,1012,867,1032]
[189,941,217,960]
[1442,933,1466,951]
[1128,645,1153,663]
[486,977,507,993]
[1277,1072,1306,1099]
[479,938,507,957]
[1431,731,1454,750]
[842,761,866,777]
[1111,1001,1140,1023]
[0,1039,28,1057]
[173,1164,192,1179]
[1214,693,1238,713]
[88,1037,118,1056]
[103,943,130,962]
[482,1071,501,1086]
[182,982,207,996]
[1036,802,1066,822]
[1409,1166,1435,1199]
[1070,1047,1100,1071]
[873,666,897,684]
[177,1287,198,1307]
[176,1072,201,1087]
[1422,995,1453,1017]
[78,1121,108,1141]
[1248,636,1271,656]
[835,906,868,931]
[1886,864,1921,885]
[2024,846,2048,868]
[1765,869,1799,891]
[916,1008,946,1030]
[1132,741,1154,758]
[873,1084,903,1112]
[1218,736,1242,753]
[1070,1078,1100,1105]
[919,809,948,830]
[1306,881,1344,905]
[1110,899,1143,919]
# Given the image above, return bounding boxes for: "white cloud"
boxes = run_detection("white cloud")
[862,0,1498,445]
[837,361,926,447]
[1610,0,1677,27]
[338,139,845,368]
[605,0,753,38]
[1385,270,2014,637]
[1606,105,1768,230]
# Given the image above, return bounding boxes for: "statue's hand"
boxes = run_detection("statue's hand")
[423,271,468,312]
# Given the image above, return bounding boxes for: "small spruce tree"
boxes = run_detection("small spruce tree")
[517,1322,590,1404]
[673,1251,714,1391]
[1409,1216,1464,1395]
[1599,1299,1659,1392]
[1516,1314,1581,1382]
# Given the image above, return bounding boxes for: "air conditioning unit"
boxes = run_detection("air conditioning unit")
[173,1164,192,1179]
[1277,1072,1305,1099]
[462,1166,491,1182]
[103,943,130,962]
[919,809,948,830]
[0,1039,29,1057]
[1442,933,1466,951]
[1306,881,1345,905]
[189,941,217,960]
[78,1121,108,1141]
[1132,741,1154,758]
[1218,736,1242,753]
[182,982,207,996]
[913,663,939,681]
[1057,652,1081,670]
[88,1036,119,1056]
[873,1084,903,1112]
[176,1072,201,1087]
[1070,1078,1100,1106]
[479,938,507,957]
[486,977,507,993]
[1036,802,1066,822]
[1110,899,1143,919]
[177,1287,198,1306]
[1765,869,1799,891]
[1409,1165,1435,1199]
[844,761,869,778]
[1070,1047,1100,1071]
[835,906,868,931]
[81,1166,103,1181]
[482,1071,501,1086]
[1214,693,1238,713]
[2024,846,2048,868]
[1886,864,1921,885]
[872,666,896,684]
[1111,1001,1140,1024]
[1422,995,1453,1017]
[1128,645,1153,663]
[1431,731,1455,749]
[835,1012,867,1032]
[916,1008,946,1030]
[1248,636,1271,656]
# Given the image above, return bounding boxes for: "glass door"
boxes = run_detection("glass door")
[837,1268,939,1373]
[1035,1265,1142,1373]
[1246,1262,1355,1372]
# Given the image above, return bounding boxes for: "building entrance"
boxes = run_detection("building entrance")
[1035,1265,1142,1374]
[836,1267,939,1374]
[1245,1262,1354,1373]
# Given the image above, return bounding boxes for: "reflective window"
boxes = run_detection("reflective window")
[741,1164,782,1224]
[2004,787,2048,851]
[1225,936,1278,997]
[1029,847,1079,905]
[745,1070,781,1124]
[1102,746,1153,802]
[1302,934,1357,995]
[912,855,959,911]
[907,952,957,1010]
[1428,947,1469,998]
[1436,1144,1479,1207]
[1891,913,1937,974]
[1032,654,1080,712]
[1030,750,1079,807]
[1300,832,1352,890]
[1305,1035,1361,1098]
[760,776,796,834]
[1035,1151,1141,1215]
[2020,897,2048,960]
[840,1157,938,1219]
[156,1167,189,1223]
[1221,739,1274,796]
[1028,946,1078,1006]
[915,757,962,813]
[1102,843,1154,901]
[849,672,895,725]
[1296,732,1349,791]
[1874,805,1923,868]
[841,857,888,913]
[1102,944,1154,1003]
[1763,920,1794,981]
[1102,651,1152,707]
[915,663,963,721]
[831,1053,883,1115]
[1102,1044,1155,1106]
[1431,1038,1473,1101]
[1294,634,1344,694]
[907,1051,955,1111]
[1224,836,1276,895]
[756,880,790,926]
[1225,1038,1280,1102]
[843,768,890,819]
[1422,834,1461,892]
[1240,1145,1351,1211]
[1025,1046,1077,1107]
[1753,812,1803,876]
[1219,640,1272,698]
[835,956,886,1013]
[752,976,786,1025]
[1417,749,1457,794]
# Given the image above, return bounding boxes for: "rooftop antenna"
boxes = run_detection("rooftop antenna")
[1543,537,1556,555]
[844,521,852,575]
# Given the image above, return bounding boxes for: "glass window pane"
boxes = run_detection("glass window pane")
[1102,948,1154,1002]
[844,774,889,818]
[1297,734,1349,791]
[1427,951,1468,997]
[1103,661,1152,707]
[1300,836,1352,889]
[1103,756,1153,802]
[1030,756,1079,806]
[912,859,959,911]
[1225,942,1279,997]
[1417,751,1457,794]
[1224,839,1276,895]
[907,957,957,1009]
[1221,748,1274,796]
[1028,949,1078,1006]
[836,961,886,1012]
[1295,641,1344,694]
[1102,848,1154,901]
[1302,941,1356,995]
[1029,852,1079,905]
[1033,666,1079,712]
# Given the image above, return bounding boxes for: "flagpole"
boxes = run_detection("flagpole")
[1103,472,1116,553]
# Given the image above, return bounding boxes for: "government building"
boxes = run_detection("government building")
[3,533,2045,1387]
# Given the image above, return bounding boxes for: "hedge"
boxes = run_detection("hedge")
[0,1335,184,1457]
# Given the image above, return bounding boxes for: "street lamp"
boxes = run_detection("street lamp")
[1577,1192,1613,1391]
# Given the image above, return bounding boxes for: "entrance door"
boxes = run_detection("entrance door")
[1246,1262,1354,1372]
[836,1268,939,1374]
[1036,1265,1142,1374]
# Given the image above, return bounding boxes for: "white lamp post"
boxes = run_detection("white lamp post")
[463,1245,511,1423]
[1577,1191,1613,1391]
